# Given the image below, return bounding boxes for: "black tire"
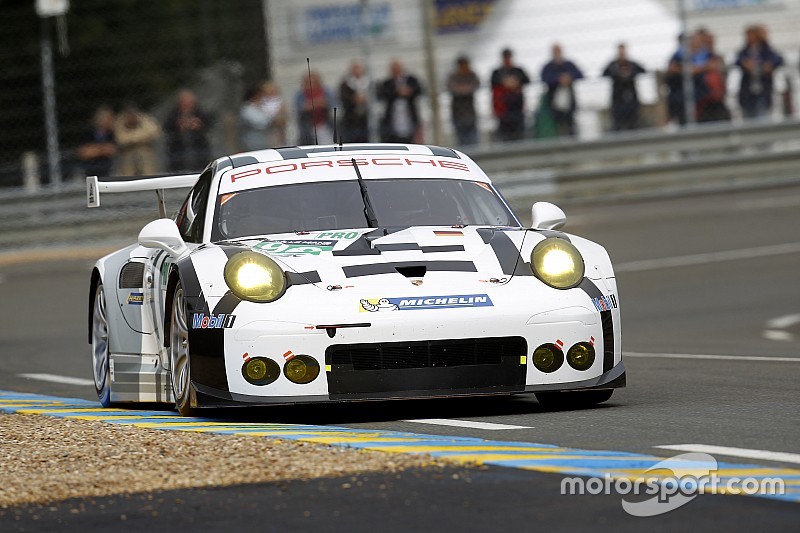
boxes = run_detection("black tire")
[169,281,195,416]
[535,389,614,410]
[91,283,113,407]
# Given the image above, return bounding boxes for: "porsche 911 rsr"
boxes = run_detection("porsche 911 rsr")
[87,143,624,415]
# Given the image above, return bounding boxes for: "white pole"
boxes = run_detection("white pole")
[40,16,62,186]
[420,0,442,145]
[678,0,696,126]
[261,0,273,79]
[359,0,378,142]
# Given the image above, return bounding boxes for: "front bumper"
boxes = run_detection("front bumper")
[190,361,625,408]
[188,271,623,404]
[524,360,626,392]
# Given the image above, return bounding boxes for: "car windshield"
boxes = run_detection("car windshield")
[213,178,517,240]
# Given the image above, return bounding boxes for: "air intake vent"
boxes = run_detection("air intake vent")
[119,262,145,289]
[326,337,527,397]
[327,337,526,371]
[601,310,614,372]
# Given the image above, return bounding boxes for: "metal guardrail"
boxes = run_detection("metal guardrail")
[468,118,800,203]
[0,184,188,249]
[2,119,799,249]
[468,118,800,172]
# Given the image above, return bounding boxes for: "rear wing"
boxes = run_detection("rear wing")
[87,173,199,217]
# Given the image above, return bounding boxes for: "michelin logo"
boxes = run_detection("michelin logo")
[360,298,399,312]
[360,294,493,312]
[192,313,236,329]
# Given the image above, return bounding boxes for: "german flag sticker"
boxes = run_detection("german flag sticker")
[434,230,463,237]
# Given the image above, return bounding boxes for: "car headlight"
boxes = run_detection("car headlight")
[530,237,585,289]
[223,251,286,302]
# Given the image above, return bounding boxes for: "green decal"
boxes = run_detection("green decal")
[316,231,359,239]
[254,239,335,256]
[160,259,171,286]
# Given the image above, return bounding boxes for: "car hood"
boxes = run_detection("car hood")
[225,226,543,292]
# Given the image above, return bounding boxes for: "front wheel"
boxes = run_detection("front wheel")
[535,389,614,410]
[169,282,195,416]
[91,283,112,407]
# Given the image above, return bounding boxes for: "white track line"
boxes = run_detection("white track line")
[18,373,94,386]
[615,242,800,272]
[404,418,532,430]
[625,352,799,363]
[656,444,800,465]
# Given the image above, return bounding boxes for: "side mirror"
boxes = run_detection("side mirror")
[530,202,566,230]
[138,218,188,257]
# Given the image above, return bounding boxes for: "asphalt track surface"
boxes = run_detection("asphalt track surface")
[1,184,799,530]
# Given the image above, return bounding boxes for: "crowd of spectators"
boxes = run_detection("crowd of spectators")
[74,24,790,177]
[666,25,784,126]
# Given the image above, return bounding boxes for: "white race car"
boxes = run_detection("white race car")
[87,143,624,415]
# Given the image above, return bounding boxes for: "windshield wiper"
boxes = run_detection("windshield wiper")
[350,158,379,228]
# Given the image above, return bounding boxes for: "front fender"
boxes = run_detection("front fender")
[172,250,231,394]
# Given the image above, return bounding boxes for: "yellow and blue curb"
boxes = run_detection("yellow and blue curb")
[1,390,798,504]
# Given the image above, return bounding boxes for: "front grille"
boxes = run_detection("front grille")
[327,337,527,371]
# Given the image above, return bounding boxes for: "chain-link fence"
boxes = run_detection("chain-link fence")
[0,0,270,187]
[2,0,799,190]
